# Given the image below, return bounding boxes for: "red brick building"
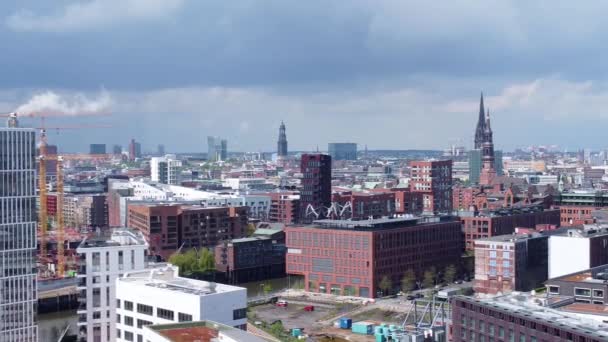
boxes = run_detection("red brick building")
[389,188,423,215]
[300,154,332,223]
[409,160,453,214]
[461,205,560,250]
[286,216,462,298]
[331,190,395,219]
[557,205,596,226]
[127,203,248,260]
[268,191,300,224]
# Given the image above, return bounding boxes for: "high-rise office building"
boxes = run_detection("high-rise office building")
[0,120,38,341]
[328,143,357,161]
[157,144,165,156]
[207,136,227,161]
[128,139,141,161]
[112,145,122,155]
[89,144,106,155]
[299,154,332,223]
[277,121,288,157]
[150,155,182,185]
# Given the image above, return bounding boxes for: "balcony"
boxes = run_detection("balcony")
[78,314,87,324]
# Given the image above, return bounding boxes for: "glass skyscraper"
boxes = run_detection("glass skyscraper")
[0,123,38,341]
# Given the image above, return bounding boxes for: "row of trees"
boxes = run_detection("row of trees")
[378,264,458,295]
[168,248,216,276]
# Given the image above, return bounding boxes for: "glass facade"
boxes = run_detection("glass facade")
[0,128,37,341]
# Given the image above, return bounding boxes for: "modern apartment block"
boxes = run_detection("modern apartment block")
[214,236,286,283]
[461,205,560,250]
[451,294,608,342]
[76,228,148,342]
[64,194,108,228]
[127,204,248,260]
[299,153,332,223]
[474,233,550,295]
[409,160,453,214]
[286,216,463,298]
[150,155,182,185]
[115,265,248,342]
[0,124,37,341]
[548,226,608,279]
[268,191,300,224]
[545,264,608,305]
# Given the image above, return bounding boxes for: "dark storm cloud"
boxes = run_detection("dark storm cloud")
[2,1,608,151]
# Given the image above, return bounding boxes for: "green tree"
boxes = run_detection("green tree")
[379,276,392,296]
[247,223,257,236]
[401,269,416,293]
[198,248,216,273]
[444,264,457,284]
[263,283,273,295]
[169,249,199,275]
[422,269,435,289]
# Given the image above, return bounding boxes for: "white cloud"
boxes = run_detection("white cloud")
[6,0,185,32]
[16,90,112,116]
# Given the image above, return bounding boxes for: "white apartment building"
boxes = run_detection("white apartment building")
[150,155,182,185]
[0,124,38,341]
[116,264,247,342]
[76,228,148,342]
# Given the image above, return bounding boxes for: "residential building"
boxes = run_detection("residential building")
[128,139,141,161]
[127,204,248,260]
[558,205,596,226]
[142,321,269,342]
[461,205,560,250]
[76,228,148,342]
[150,155,182,185]
[409,160,453,214]
[328,143,357,161]
[546,264,608,305]
[64,194,108,229]
[300,154,332,223]
[390,188,423,215]
[207,136,227,161]
[0,123,37,341]
[554,189,608,226]
[115,265,248,342]
[474,232,550,295]
[548,226,608,279]
[451,294,608,342]
[89,144,106,155]
[286,216,463,298]
[277,121,288,157]
[268,191,300,224]
[215,236,286,283]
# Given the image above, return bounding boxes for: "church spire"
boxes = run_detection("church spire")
[474,92,486,149]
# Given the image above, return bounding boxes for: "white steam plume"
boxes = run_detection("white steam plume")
[16,91,112,116]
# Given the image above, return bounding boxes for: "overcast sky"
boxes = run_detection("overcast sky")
[2,1,608,153]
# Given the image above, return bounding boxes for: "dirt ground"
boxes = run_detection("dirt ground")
[251,302,333,334]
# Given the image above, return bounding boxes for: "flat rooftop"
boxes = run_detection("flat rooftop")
[146,321,269,342]
[77,228,146,249]
[304,215,458,231]
[457,293,608,339]
[119,264,245,297]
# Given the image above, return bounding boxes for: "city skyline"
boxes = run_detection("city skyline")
[0,2,607,151]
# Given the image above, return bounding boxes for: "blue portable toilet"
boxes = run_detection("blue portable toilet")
[340,317,352,329]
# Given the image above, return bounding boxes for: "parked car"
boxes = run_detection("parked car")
[406,295,416,300]
[415,293,424,298]
[304,305,315,312]
[276,300,288,307]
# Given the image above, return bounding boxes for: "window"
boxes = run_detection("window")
[178,313,193,322]
[124,301,133,311]
[575,288,591,297]
[594,289,604,297]
[124,316,134,326]
[117,314,121,323]
[519,334,525,342]
[117,299,121,308]
[548,286,559,294]
[119,251,124,270]
[137,319,153,329]
[124,331,134,342]
[499,327,504,338]
[137,304,153,315]
[93,288,101,307]
[117,329,121,339]
[157,308,174,320]
[233,308,247,320]
[137,335,143,342]
[93,311,101,319]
